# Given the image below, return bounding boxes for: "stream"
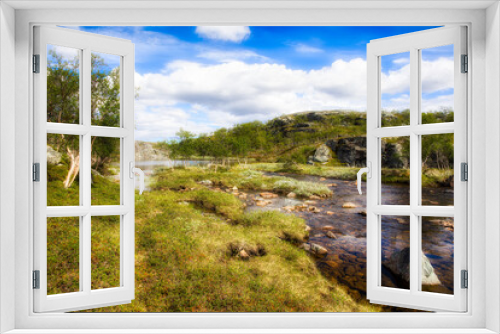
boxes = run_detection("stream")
[245,173,455,299]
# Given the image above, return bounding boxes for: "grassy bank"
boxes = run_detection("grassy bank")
[245,163,454,188]
[153,166,332,198]
[46,164,384,312]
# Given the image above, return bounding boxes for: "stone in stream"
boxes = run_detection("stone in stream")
[326,231,337,239]
[327,183,338,187]
[326,211,334,215]
[282,205,295,212]
[309,243,328,256]
[307,206,321,213]
[385,248,442,286]
[232,186,238,192]
[322,225,334,231]
[238,193,247,200]
[286,192,297,199]
[256,200,272,207]
[260,192,278,199]
[358,210,367,216]
[309,195,321,200]
[320,177,326,181]
[342,202,357,208]
[304,200,317,205]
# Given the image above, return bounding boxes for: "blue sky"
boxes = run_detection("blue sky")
[74,26,454,142]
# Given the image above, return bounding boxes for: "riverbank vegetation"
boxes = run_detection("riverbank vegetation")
[46,161,383,312]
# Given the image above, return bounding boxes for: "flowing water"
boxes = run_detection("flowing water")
[245,173,455,298]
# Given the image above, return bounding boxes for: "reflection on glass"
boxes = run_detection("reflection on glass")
[421,217,454,295]
[91,216,121,290]
[381,52,410,127]
[381,215,410,289]
[47,133,80,206]
[91,52,121,127]
[381,136,410,205]
[421,45,454,124]
[47,45,80,124]
[91,137,120,205]
[421,134,454,206]
[47,217,80,295]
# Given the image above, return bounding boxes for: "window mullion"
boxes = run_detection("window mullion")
[409,47,420,294]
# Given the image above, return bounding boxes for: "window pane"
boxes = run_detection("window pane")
[91,216,121,290]
[421,45,454,124]
[47,217,80,295]
[421,217,454,294]
[47,45,80,124]
[381,52,410,127]
[421,133,454,206]
[47,133,80,206]
[91,137,121,205]
[381,215,410,289]
[91,52,121,127]
[381,136,410,205]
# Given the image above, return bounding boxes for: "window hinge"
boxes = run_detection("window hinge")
[33,163,40,182]
[461,54,468,73]
[461,162,468,181]
[461,270,468,289]
[33,270,40,289]
[33,54,40,73]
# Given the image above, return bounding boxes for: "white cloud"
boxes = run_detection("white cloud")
[195,26,251,43]
[134,56,455,141]
[393,57,409,65]
[294,44,324,54]
[381,57,453,95]
[197,49,269,63]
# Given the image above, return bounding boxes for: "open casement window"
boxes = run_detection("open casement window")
[365,26,467,312]
[33,26,136,312]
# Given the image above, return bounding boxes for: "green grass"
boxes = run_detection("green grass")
[153,166,332,198]
[246,162,454,187]
[46,163,383,312]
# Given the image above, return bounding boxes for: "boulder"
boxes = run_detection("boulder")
[239,249,250,261]
[342,202,357,208]
[256,200,272,207]
[313,144,332,163]
[385,248,441,286]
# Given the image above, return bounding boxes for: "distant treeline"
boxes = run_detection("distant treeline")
[159,109,454,167]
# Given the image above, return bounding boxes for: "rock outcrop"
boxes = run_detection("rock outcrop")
[47,145,62,165]
[135,141,170,161]
[313,144,332,163]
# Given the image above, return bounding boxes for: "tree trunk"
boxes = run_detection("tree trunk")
[63,147,80,188]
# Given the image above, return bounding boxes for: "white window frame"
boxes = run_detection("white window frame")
[1,1,499,333]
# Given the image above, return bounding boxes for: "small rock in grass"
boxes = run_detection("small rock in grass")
[326,231,337,239]
[309,195,321,200]
[342,202,357,208]
[199,180,213,186]
[286,192,297,199]
[239,249,250,261]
